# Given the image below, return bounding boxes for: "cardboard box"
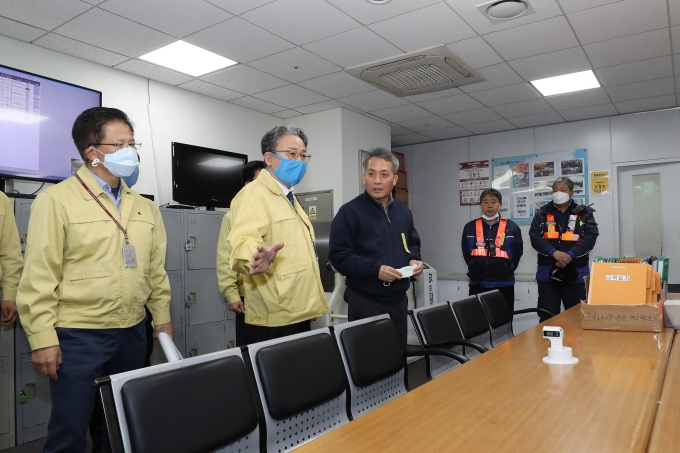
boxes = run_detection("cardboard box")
[393,151,405,171]
[395,172,408,189]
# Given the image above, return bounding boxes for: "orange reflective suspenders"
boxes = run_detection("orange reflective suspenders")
[470,218,510,259]
[543,213,581,241]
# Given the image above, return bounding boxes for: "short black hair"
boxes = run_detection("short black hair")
[479,188,502,204]
[260,125,307,155]
[242,160,266,185]
[72,107,135,160]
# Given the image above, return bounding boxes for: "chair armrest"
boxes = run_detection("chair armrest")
[513,308,554,319]
[406,348,468,364]
[425,339,488,353]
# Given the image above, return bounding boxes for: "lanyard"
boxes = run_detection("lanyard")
[75,174,129,245]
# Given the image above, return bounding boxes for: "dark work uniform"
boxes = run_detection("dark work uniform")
[329,192,421,349]
[529,201,598,321]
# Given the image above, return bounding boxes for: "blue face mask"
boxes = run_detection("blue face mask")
[269,152,307,186]
[122,167,139,187]
[92,146,139,177]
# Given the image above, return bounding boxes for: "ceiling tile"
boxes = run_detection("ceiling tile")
[298,72,375,98]
[338,90,410,111]
[34,33,129,66]
[53,8,175,57]
[391,124,415,136]
[672,25,680,50]
[391,133,432,146]
[596,56,673,87]
[615,94,677,114]
[327,0,439,25]
[606,77,675,102]
[248,48,341,83]
[508,111,565,128]
[252,85,328,109]
[558,0,623,14]
[114,59,194,85]
[557,103,618,121]
[459,63,525,93]
[491,99,556,118]
[396,116,455,133]
[81,0,106,4]
[446,0,564,36]
[184,17,294,63]
[303,27,403,69]
[673,1,680,26]
[583,29,671,68]
[567,0,668,45]
[404,87,463,103]
[675,58,680,76]
[99,0,231,38]
[368,3,476,52]
[177,79,242,102]
[0,17,46,42]
[0,0,91,31]
[416,94,485,115]
[442,108,503,126]
[446,37,503,69]
[242,0,360,46]
[370,104,433,122]
[205,0,275,15]
[422,126,471,140]
[201,65,287,95]
[484,16,579,61]
[295,100,346,114]
[229,96,285,114]
[463,120,517,135]
[272,110,302,119]
[544,88,613,110]
[508,47,592,81]
[468,83,541,107]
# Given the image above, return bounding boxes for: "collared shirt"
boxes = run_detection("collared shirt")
[87,168,123,210]
[371,193,394,220]
[265,169,295,197]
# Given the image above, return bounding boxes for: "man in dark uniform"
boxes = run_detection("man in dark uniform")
[529,177,599,321]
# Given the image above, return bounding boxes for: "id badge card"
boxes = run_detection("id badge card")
[122,245,137,268]
[568,215,577,231]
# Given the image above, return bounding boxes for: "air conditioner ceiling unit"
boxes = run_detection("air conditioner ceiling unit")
[345,45,485,97]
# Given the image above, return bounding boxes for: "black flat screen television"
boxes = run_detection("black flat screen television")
[171,142,248,208]
[0,64,102,183]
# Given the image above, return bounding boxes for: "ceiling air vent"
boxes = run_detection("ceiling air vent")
[345,45,485,97]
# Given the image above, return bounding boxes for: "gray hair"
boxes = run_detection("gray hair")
[362,147,399,174]
[261,125,308,155]
[552,177,574,191]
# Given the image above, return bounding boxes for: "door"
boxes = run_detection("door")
[186,212,224,270]
[185,270,226,326]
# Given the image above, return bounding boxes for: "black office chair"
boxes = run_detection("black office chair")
[477,290,554,346]
[333,314,466,420]
[96,347,261,453]
[247,329,350,452]
[409,303,488,379]
[450,296,493,357]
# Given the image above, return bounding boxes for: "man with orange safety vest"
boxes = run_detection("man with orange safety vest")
[462,188,523,312]
[529,177,598,321]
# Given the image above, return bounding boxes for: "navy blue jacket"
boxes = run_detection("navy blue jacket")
[461,218,523,287]
[329,192,421,304]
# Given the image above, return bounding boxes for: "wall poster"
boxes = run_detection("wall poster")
[459,160,490,206]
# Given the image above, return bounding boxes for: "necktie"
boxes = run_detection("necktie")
[286,192,295,206]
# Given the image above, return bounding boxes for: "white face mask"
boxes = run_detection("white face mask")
[552,191,570,205]
[482,213,500,221]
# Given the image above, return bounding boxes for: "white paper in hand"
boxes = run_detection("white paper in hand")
[397,265,417,279]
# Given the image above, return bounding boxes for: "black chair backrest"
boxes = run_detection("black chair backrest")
[417,303,465,345]
[451,296,491,339]
[478,290,513,329]
[255,333,347,420]
[121,356,258,453]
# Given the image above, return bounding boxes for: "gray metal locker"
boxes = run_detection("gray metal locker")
[186,211,223,270]
[186,321,226,357]
[166,270,185,355]
[161,210,183,272]
[15,200,31,254]
[185,270,226,326]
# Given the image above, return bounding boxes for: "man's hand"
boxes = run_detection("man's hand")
[250,242,284,275]
[553,251,572,268]
[153,322,174,340]
[410,260,424,277]
[379,265,403,283]
[228,300,245,314]
[1,300,17,326]
[32,346,62,380]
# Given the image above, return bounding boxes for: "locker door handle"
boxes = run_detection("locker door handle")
[186,235,197,250]
[186,292,196,307]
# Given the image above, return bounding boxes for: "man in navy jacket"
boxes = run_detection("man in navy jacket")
[329,148,422,348]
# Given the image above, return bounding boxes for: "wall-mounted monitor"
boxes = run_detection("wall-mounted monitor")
[0,64,102,183]
[171,142,248,209]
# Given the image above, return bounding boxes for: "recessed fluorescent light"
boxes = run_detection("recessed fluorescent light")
[139,41,237,77]
[531,70,600,96]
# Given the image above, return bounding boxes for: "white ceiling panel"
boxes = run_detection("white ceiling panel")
[443,108,503,126]
[114,59,194,85]
[327,0,440,25]
[370,104,434,123]
[177,79,242,102]
[463,120,517,135]
[34,33,129,66]
[672,25,680,50]
[595,56,673,87]
[81,0,106,4]
[446,0,564,36]
[557,103,618,121]
[253,85,329,109]
[0,17,46,43]
[509,111,565,128]
[295,100,346,114]
[614,94,677,114]
[422,126,471,140]
[446,37,503,69]
[508,47,592,81]
[201,65,287,94]
[404,87,463,103]
[416,94,485,115]
[242,0,359,46]
[675,58,680,76]
[557,0,623,14]
[248,48,341,83]
[53,8,175,57]
[0,0,91,31]
[298,72,375,98]
[491,99,556,118]
[391,133,432,146]
[303,27,403,69]
[396,116,455,133]
[205,0,275,15]
[229,96,285,114]
[468,83,541,107]
[272,110,302,119]
[184,17,294,63]
[338,90,410,111]
[484,16,579,61]
[584,29,671,68]
[459,63,525,93]
[391,124,416,136]
[368,3,476,52]
[544,88,613,110]
[606,77,675,102]
[567,0,668,45]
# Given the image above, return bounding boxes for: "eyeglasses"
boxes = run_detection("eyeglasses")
[90,142,142,150]
[274,149,312,163]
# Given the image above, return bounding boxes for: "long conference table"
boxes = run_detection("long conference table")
[296,306,675,453]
